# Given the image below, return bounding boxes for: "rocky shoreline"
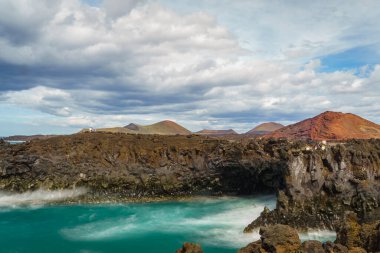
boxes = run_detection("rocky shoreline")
[178,214,379,253]
[0,133,379,251]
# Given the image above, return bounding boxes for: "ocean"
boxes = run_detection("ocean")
[0,191,336,253]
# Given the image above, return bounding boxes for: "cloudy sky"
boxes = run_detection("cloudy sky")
[1,0,380,135]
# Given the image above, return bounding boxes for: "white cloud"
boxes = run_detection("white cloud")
[102,0,145,18]
[0,0,380,134]
[4,86,73,116]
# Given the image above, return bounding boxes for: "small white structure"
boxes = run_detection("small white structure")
[320,140,327,150]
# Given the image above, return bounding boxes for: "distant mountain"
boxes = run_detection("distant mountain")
[3,135,58,141]
[96,120,191,135]
[124,123,140,131]
[246,122,284,135]
[195,129,238,136]
[266,111,380,140]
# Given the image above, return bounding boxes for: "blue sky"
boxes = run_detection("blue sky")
[0,0,380,136]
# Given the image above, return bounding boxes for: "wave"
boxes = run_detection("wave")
[57,195,335,249]
[176,197,275,248]
[300,229,336,242]
[61,216,137,241]
[60,196,275,248]
[0,188,87,208]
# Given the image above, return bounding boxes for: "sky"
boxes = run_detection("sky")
[0,0,380,136]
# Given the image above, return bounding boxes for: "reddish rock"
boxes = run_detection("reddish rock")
[175,242,203,253]
[265,111,380,140]
[260,224,301,253]
[237,241,266,253]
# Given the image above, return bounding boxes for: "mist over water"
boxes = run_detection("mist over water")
[0,194,336,253]
[0,188,87,208]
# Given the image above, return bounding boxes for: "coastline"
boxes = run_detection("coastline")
[1,133,379,252]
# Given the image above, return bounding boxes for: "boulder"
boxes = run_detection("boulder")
[347,247,367,253]
[322,241,348,253]
[175,242,203,253]
[336,211,380,252]
[237,241,266,253]
[260,224,301,253]
[299,240,325,253]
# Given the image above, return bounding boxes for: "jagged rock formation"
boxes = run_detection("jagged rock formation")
[335,212,380,252]
[195,129,238,136]
[244,139,380,232]
[238,225,302,253]
[0,133,287,197]
[246,122,284,135]
[93,120,192,135]
[238,215,379,253]
[266,111,380,140]
[180,224,372,252]
[237,223,380,253]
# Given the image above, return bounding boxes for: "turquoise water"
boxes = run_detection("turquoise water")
[0,191,335,253]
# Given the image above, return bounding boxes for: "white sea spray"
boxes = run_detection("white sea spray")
[0,188,87,208]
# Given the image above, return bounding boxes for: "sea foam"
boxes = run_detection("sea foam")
[0,188,87,208]
[59,196,336,248]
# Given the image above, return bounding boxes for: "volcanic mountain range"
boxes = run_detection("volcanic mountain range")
[6,111,380,141]
[86,111,380,140]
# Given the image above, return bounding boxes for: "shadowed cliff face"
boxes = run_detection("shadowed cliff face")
[0,134,287,198]
[0,134,379,230]
[245,140,380,231]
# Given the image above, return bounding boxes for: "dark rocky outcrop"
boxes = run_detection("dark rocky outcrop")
[0,133,288,199]
[259,224,301,252]
[237,221,380,252]
[175,242,203,253]
[335,212,380,252]
[245,139,380,232]
[299,240,325,253]
[238,224,346,253]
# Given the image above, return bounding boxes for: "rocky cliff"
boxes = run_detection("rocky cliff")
[0,134,379,232]
[239,218,379,253]
[0,133,287,199]
[245,139,380,232]
[179,218,380,252]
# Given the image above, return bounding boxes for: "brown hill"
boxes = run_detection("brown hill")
[266,111,380,140]
[246,122,284,135]
[195,129,238,136]
[96,120,191,135]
